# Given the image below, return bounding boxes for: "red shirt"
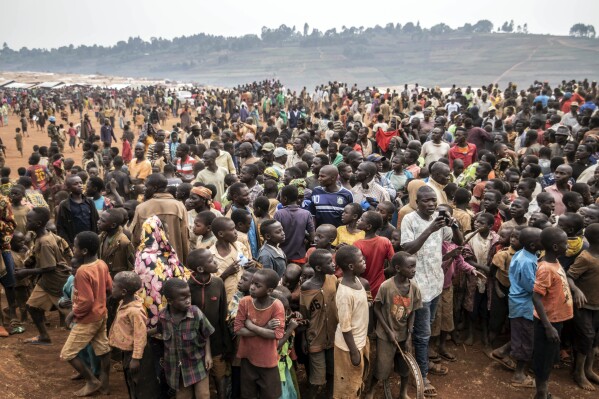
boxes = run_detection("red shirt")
[26,165,50,193]
[448,143,477,169]
[354,236,395,297]
[73,260,113,323]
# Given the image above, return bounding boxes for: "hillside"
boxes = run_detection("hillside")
[1,31,598,89]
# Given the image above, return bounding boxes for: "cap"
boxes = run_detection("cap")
[48,116,56,122]
[488,106,497,111]
[570,102,579,107]
[261,143,275,152]
[273,148,288,158]
[366,154,386,162]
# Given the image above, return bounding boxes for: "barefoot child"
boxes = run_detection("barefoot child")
[333,245,370,399]
[60,231,112,397]
[567,223,599,391]
[157,278,214,398]
[532,227,573,399]
[234,269,286,399]
[366,251,422,399]
[15,127,23,157]
[300,249,338,397]
[376,201,396,239]
[109,271,159,399]
[187,249,232,399]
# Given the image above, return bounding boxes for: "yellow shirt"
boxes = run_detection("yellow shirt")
[129,158,152,181]
[332,226,365,247]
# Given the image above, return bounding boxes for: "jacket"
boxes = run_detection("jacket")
[56,196,99,246]
[98,228,135,278]
[257,244,287,278]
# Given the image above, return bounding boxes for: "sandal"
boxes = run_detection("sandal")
[0,326,8,338]
[511,375,535,389]
[424,381,438,397]
[23,336,51,345]
[439,349,457,362]
[489,351,517,371]
[428,362,448,376]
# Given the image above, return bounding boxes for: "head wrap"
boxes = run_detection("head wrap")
[191,186,214,207]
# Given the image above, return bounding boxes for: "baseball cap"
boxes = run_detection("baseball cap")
[262,143,275,152]
[366,154,386,162]
[48,116,56,122]
[273,148,288,158]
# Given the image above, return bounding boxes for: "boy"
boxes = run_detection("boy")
[567,223,599,391]
[231,208,253,259]
[354,210,394,297]
[491,227,542,389]
[366,252,422,399]
[210,217,251,303]
[257,220,287,277]
[16,207,71,345]
[300,249,338,397]
[109,271,159,399]
[376,201,396,239]
[480,189,504,233]
[15,127,23,157]
[187,248,232,399]
[97,209,134,279]
[9,184,30,235]
[234,269,285,399]
[532,227,573,399]
[556,212,587,271]
[536,192,556,224]
[333,245,369,399]
[501,197,529,231]
[274,185,315,264]
[192,210,217,249]
[158,278,214,399]
[60,232,112,397]
[11,231,31,323]
[453,187,474,234]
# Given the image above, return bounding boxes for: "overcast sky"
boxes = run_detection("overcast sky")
[2,0,599,49]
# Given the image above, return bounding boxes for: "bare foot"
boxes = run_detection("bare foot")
[70,373,84,381]
[74,380,101,397]
[464,334,474,346]
[586,370,599,385]
[574,373,595,391]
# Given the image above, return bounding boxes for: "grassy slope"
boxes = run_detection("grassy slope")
[2,33,598,89]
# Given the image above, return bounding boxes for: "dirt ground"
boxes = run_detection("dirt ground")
[0,109,597,398]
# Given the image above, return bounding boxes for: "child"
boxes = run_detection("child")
[556,213,586,271]
[234,269,285,399]
[567,223,599,391]
[480,189,504,232]
[281,263,302,311]
[97,209,135,279]
[536,192,556,224]
[10,231,31,323]
[491,227,542,389]
[210,217,251,303]
[453,187,474,234]
[158,278,214,399]
[9,184,30,234]
[354,210,395,298]
[366,252,422,399]
[332,203,365,247]
[563,191,584,214]
[501,197,530,231]
[532,227,573,399]
[390,228,401,253]
[463,212,500,346]
[257,220,287,277]
[17,207,71,345]
[376,200,396,239]
[109,271,159,399]
[15,127,23,157]
[300,249,338,397]
[489,226,524,346]
[333,245,370,399]
[253,196,271,237]
[274,185,315,264]
[231,208,253,259]
[193,210,217,249]
[469,162,492,213]
[187,248,232,399]
[60,231,112,397]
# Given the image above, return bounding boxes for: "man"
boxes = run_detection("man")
[346,150,364,172]
[260,142,275,167]
[56,175,99,246]
[195,149,228,202]
[401,186,463,398]
[306,165,353,227]
[421,128,450,166]
[239,164,264,205]
[476,92,492,116]
[174,144,197,183]
[306,154,329,190]
[100,119,117,146]
[445,97,460,115]
[545,164,572,216]
[272,147,288,177]
[427,162,450,205]
[238,142,260,169]
[561,102,580,131]
[465,117,493,152]
[146,129,170,162]
[286,137,307,168]
[351,161,390,206]
[80,114,94,143]
[131,173,189,264]
[129,143,152,184]
[210,141,236,174]
[105,156,130,198]
[186,125,202,146]
[448,127,477,169]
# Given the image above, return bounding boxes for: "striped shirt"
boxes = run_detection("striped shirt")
[351,181,390,205]
[176,155,197,177]
[306,186,353,227]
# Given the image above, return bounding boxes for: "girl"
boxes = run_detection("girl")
[333,203,365,247]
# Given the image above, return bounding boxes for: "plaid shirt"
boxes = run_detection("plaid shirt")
[158,305,214,389]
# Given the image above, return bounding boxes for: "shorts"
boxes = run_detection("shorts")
[210,354,231,384]
[26,284,63,312]
[510,317,533,362]
[374,338,409,381]
[240,358,281,399]
[431,286,454,336]
[533,318,563,382]
[60,316,110,361]
[0,251,16,289]
[333,339,370,399]
[573,307,599,354]
[309,348,334,385]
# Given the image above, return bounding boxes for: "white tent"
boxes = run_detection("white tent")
[35,81,65,88]
[3,82,37,89]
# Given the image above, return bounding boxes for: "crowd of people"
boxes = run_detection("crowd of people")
[0,76,598,399]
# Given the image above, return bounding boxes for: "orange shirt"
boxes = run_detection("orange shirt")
[533,261,573,323]
[73,259,113,323]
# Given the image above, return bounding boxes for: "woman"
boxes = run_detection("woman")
[134,215,190,327]
[397,179,426,229]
